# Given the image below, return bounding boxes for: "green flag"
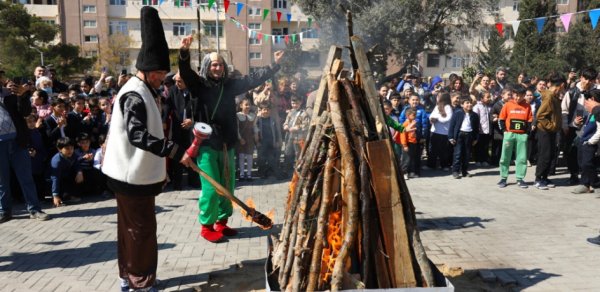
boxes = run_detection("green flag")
[208,0,215,10]
[264,33,269,42]
[308,17,312,28]
[291,34,296,43]
[263,9,270,21]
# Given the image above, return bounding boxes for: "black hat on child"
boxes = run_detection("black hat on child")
[136,7,170,72]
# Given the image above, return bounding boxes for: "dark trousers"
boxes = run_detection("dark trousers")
[428,133,452,168]
[562,129,579,177]
[116,193,157,289]
[257,143,281,177]
[452,132,473,174]
[527,129,538,164]
[78,168,103,195]
[402,142,421,175]
[578,142,598,187]
[535,129,557,180]
[491,137,503,166]
[169,157,200,189]
[473,134,491,163]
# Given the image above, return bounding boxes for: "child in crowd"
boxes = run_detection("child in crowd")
[472,91,493,166]
[448,98,479,179]
[75,132,101,195]
[497,84,533,188]
[384,100,403,164]
[236,98,258,181]
[31,90,52,120]
[26,114,48,201]
[282,96,309,173]
[50,137,83,207]
[427,92,454,170]
[256,102,283,179]
[44,98,69,156]
[401,108,420,179]
[573,89,600,194]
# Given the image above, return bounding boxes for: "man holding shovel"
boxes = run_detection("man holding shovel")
[178,35,284,243]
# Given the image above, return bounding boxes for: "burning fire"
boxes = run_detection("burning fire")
[320,209,343,284]
[238,198,275,226]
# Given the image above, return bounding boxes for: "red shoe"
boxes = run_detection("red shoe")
[214,219,238,236]
[201,225,224,242]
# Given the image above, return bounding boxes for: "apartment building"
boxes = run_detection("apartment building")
[391,0,580,79]
[16,0,320,76]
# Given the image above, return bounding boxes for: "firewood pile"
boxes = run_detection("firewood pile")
[268,35,441,291]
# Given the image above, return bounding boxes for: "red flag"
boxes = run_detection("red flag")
[224,0,230,13]
[284,35,289,44]
[495,22,504,38]
[257,32,263,40]
[276,11,282,24]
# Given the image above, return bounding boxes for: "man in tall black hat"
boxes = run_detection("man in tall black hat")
[102,6,192,292]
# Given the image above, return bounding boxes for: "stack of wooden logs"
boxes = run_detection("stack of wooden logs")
[268,35,439,291]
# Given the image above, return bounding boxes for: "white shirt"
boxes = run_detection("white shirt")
[460,112,473,132]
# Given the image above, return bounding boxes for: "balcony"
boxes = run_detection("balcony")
[107,3,225,21]
[23,3,58,18]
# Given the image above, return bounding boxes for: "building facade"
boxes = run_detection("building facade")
[16,0,320,77]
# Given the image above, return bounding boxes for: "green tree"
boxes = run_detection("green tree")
[0,2,58,77]
[45,43,95,79]
[558,0,600,70]
[278,40,303,77]
[293,0,496,76]
[509,0,565,77]
[476,25,510,74]
[96,32,133,74]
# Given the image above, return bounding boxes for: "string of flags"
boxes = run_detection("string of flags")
[227,16,317,45]
[495,7,600,37]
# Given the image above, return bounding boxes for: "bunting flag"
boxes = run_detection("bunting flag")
[277,35,282,44]
[236,2,244,16]
[590,9,600,29]
[208,0,215,10]
[262,9,270,21]
[299,32,303,43]
[535,17,545,34]
[286,13,292,24]
[158,0,165,6]
[224,0,230,13]
[560,13,573,32]
[308,17,312,28]
[257,32,263,40]
[264,33,269,42]
[285,35,289,44]
[495,23,504,37]
[248,29,252,38]
[226,15,317,46]
[272,35,276,44]
[507,20,520,36]
[276,11,282,24]
[291,34,296,44]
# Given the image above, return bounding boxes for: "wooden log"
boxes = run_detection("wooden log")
[306,137,338,291]
[366,140,416,287]
[345,10,359,71]
[311,46,343,126]
[327,75,359,292]
[350,36,388,139]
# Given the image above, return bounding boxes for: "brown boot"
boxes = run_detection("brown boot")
[214,219,238,236]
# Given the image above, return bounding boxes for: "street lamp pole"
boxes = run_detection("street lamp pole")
[30,46,44,66]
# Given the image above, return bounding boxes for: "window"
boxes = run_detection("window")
[203,22,223,37]
[14,0,57,3]
[83,20,97,28]
[142,0,158,5]
[273,0,287,9]
[301,28,318,38]
[272,28,288,35]
[450,56,462,68]
[249,52,262,60]
[109,21,128,35]
[85,50,98,58]
[249,38,262,45]
[248,23,261,30]
[248,7,261,16]
[43,19,56,25]
[173,22,192,36]
[513,0,519,11]
[83,5,96,13]
[109,0,126,5]
[84,35,98,43]
[426,54,440,67]
[174,0,191,7]
[557,0,568,4]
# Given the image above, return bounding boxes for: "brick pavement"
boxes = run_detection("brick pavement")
[1,164,600,291]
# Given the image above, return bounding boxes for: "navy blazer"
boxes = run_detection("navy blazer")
[448,110,480,142]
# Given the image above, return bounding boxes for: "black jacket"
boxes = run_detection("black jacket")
[178,49,280,151]
[164,86,194,146]
[448,109,480,142]
[2,93,31,148]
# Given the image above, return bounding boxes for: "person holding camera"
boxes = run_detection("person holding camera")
[469,71,491,101]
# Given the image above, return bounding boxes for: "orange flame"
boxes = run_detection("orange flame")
[320,210,343,284]
[239,198,256,221]
[266,208,275,221]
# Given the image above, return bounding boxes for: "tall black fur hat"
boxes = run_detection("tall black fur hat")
[136,6,170,72]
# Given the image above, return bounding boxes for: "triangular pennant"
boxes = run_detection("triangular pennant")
[590,9,600,29]
[272,35,276,44]
[535,17,545,34]
[276,11,282,24]
[291,34,296,43]
[208,0,215,10]
[257,32,263,40]
[507,20,520,36]
[241,24,247,31]
[201,4,206,11]
[264,33,269,42]
[224,0,230,13]
[235,21,240,28]
[236,2,244,16]
[308,17,312,28]
[286,13,292,24]
[248,29,252,38]
[299,32,303,43]
[252,30,257,38]
[159,0,165,6]
[560,13,573,32]
[285,35,289,44]
[495,23,504,38]
[263,9,270,21]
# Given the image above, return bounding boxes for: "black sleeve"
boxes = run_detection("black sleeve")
[120,92,186,161]
[178,49,206,95]
[229,64,281,96]
[17,93,32,117]
[593,105,600,122]
[498,119,506,132]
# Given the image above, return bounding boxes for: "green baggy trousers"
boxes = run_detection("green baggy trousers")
[499,132,528,180]
[197,146,235,225]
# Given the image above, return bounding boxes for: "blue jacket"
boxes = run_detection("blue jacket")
[50,152,81,196]
[582,115,598,143]
[448,110,480,142]
[399,105,429,139]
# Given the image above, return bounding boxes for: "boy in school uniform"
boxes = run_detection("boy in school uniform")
[256,102,283,179]
[448,98,480,179]
[50,137,83,207]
